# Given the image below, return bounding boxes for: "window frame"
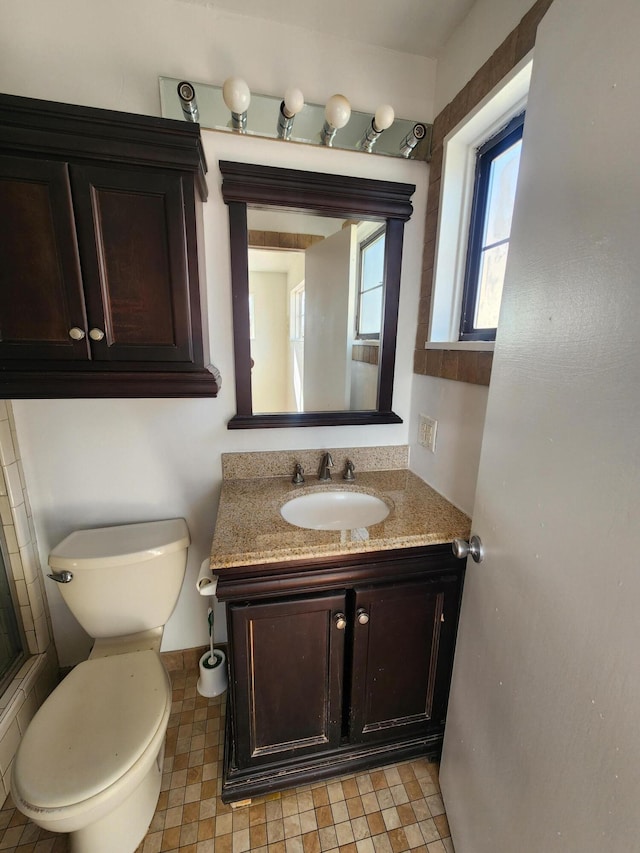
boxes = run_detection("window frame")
[355,226,386,341]
[459,111,525,342]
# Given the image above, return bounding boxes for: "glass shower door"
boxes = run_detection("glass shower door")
[0,539,25,688]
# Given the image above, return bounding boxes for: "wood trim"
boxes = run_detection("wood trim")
[222,705,445,803]
[220,161,415,221]
[228,202,253,417]
[0,366,220,398]
[247,230,324,250]
[214,544,459,602]
[0,93,208,199]
[221,161,415,428]
[227,410,403,429]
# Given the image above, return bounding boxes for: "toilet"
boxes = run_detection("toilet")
[11,518,190,853]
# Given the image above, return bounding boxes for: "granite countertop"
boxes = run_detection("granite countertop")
[210,468,471,570]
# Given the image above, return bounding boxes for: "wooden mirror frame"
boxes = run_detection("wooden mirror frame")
[221,161,416,429]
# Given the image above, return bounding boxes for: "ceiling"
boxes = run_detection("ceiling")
[177,0,477,58]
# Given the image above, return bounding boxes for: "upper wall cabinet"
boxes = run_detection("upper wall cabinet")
[0,93,219,398]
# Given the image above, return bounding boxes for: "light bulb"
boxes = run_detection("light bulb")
[324,94,351,130]
[222,77,251,115]
[373,104,394,132]
[283,87,304,119]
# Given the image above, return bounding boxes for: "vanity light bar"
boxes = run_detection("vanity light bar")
[160,76,432,161]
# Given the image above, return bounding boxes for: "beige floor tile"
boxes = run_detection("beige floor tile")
[299,810,318,834]
[335,821,355,846]
[331,802,349,825]
[0,670,454,853]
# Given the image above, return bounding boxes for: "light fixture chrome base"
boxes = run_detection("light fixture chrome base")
[177,81,199,123]
[320,121,337,146]
[230,111,247,132]
[277,104,295,140]
[399,123,427,158]
[359,121,382,153]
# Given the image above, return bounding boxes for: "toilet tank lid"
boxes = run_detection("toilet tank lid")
[48,518,190,571]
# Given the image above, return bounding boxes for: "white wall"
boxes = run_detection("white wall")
[0,0,435,119]
[409,375,488,515]
[2,0,430,665]
[249,271,289,414]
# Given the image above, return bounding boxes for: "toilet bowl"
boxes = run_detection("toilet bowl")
[11,518,190,853]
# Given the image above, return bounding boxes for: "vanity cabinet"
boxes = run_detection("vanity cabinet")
[0,92,218,398]
[217,544,464,802]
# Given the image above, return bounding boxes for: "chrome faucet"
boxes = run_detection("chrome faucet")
[317,452,334,481]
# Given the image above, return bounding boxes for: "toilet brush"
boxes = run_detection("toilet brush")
[195,560,228,698]
[203,605,224,671]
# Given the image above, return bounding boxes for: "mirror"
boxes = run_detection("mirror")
[248,208,385,414]
[221,161,415,428]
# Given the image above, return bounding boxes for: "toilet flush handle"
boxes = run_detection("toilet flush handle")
[47,570,74,583]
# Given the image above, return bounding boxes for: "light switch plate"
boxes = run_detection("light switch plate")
[419,414,437,452]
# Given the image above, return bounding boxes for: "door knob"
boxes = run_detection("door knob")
[68,327,86,341]
[356,608,369,625]
[334,612,347,630]
[89,328,105,341]
[452,535,484,563]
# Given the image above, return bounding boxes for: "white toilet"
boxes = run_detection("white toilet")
[11,518,190,853]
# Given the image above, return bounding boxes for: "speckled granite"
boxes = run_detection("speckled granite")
[221,446,409,480]
[210,469,470,569]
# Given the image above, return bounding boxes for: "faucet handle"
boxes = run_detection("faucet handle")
[292,463,305,484]
[343,460,355,481]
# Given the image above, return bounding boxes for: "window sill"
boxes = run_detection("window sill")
[425,341,494,352]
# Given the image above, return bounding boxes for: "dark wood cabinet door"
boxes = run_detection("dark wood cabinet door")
[70,165,195,363]
[229,592,347,769]
[0,156,89,360]
[349,575,461,744]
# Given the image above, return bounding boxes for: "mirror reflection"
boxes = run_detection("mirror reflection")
[247,208,385,414]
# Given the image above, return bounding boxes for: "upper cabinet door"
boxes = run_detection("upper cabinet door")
[70,165,196,364]
[0,156,89,361]
[349,576,461,744]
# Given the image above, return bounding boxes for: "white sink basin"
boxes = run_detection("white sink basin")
[281,490,390,530]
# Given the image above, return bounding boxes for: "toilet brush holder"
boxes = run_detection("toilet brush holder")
[197,648,227,698]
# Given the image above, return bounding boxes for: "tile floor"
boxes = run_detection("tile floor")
[0,667,455,853]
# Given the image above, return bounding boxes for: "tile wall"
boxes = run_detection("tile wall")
[0,401,59,799]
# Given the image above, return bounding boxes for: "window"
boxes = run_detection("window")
[460,113,524,341]
[356,228,385,339]
[428,57,531,347]
[290,282,305,341]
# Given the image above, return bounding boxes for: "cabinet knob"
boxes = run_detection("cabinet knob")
[334,612,347,631]
[356,608,369,625]
[68,327,86,341]
[89,328,105,341]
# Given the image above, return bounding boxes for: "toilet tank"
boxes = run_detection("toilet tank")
[48,519,190,639]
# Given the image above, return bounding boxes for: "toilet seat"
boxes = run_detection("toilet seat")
[12,650,169,811]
